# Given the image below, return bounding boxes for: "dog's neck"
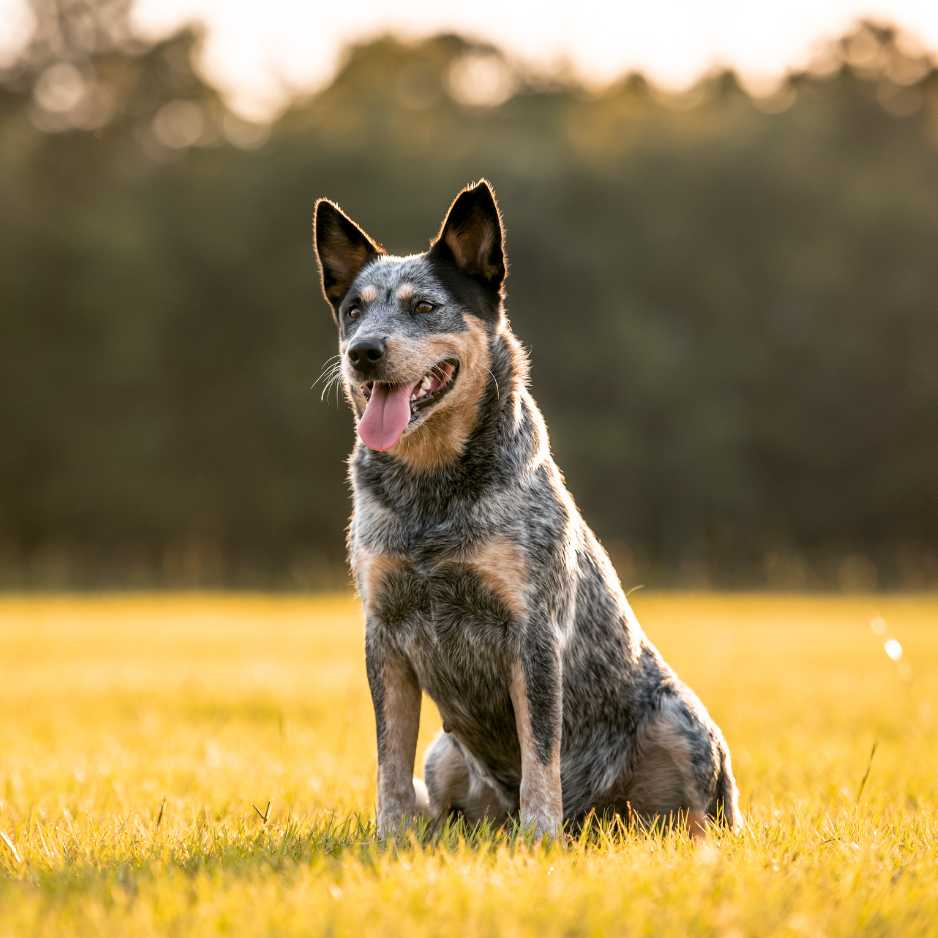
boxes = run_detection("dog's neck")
[350,326,548,518]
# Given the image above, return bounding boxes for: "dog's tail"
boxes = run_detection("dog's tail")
[711,744,745,832]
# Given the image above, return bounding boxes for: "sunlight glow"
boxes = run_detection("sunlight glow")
[3,1,938,119]
[130,0,938,119]
[883,638,903,661]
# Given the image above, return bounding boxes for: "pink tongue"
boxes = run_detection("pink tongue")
[358,382,416,451]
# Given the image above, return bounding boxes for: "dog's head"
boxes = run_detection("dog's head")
[313,181,507,463]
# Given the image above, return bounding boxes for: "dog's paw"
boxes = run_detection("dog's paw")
[519,808,563,842]
[376,813,429,841]
[376,784,433,840]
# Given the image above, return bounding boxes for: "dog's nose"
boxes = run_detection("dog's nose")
[347,337,386,374]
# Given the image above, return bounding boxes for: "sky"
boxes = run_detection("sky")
[4,0,938,119]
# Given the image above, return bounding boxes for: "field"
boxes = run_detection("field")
[0,593,936,937]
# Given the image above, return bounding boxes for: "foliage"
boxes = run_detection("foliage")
[2,4,938,586]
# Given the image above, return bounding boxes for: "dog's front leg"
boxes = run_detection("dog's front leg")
[365,632,423,838]
[509,646,563,838]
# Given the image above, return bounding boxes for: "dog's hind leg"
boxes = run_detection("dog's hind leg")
[710,742,744,831]
[423,731,511,825]
[619,694,743,835]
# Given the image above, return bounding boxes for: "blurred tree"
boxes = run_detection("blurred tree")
[1,11,936,588]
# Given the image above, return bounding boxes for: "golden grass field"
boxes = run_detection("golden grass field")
[0,592,936,937]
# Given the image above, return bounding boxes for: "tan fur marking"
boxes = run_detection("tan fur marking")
[510,660,563,836]
[626,697,707,821]
[396,283,415,301]
[393,316,491,472]
[376,657,423,834]
[354,549,404,611]
[360,284,378,302]
[466,536,528,620]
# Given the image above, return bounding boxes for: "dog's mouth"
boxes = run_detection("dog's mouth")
[357,359,459,452]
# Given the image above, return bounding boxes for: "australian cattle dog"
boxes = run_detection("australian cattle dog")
[313,181,742,838]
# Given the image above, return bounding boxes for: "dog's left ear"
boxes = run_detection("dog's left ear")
[429,180,507,295]
[313,198,384,319]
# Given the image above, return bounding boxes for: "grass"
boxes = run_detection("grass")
[0,592,936,937]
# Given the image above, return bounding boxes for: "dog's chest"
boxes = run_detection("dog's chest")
[355,524,526,764]
[354,506,528,634]
[356,539,521,654]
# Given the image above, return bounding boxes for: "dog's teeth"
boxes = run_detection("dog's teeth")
[407,369,450,407]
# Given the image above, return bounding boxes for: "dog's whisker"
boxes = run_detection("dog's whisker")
[486,368,500,400]
[314,372,342,399]
[312,354,342,375]
[311,361,343,392]
[320,368,345,403]
[309,365,341,391]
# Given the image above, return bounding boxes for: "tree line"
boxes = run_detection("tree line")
[2,4,936,588]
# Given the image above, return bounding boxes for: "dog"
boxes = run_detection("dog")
[312,180,742,838]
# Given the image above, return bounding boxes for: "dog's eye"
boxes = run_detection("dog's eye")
[345,303,361,321]
[413,301,435,315]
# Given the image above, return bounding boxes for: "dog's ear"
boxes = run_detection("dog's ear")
[313,199,384,317]
[429,180,506,295]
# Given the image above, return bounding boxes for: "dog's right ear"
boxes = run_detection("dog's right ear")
[429,180,507,297]
[313,199,384,318]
